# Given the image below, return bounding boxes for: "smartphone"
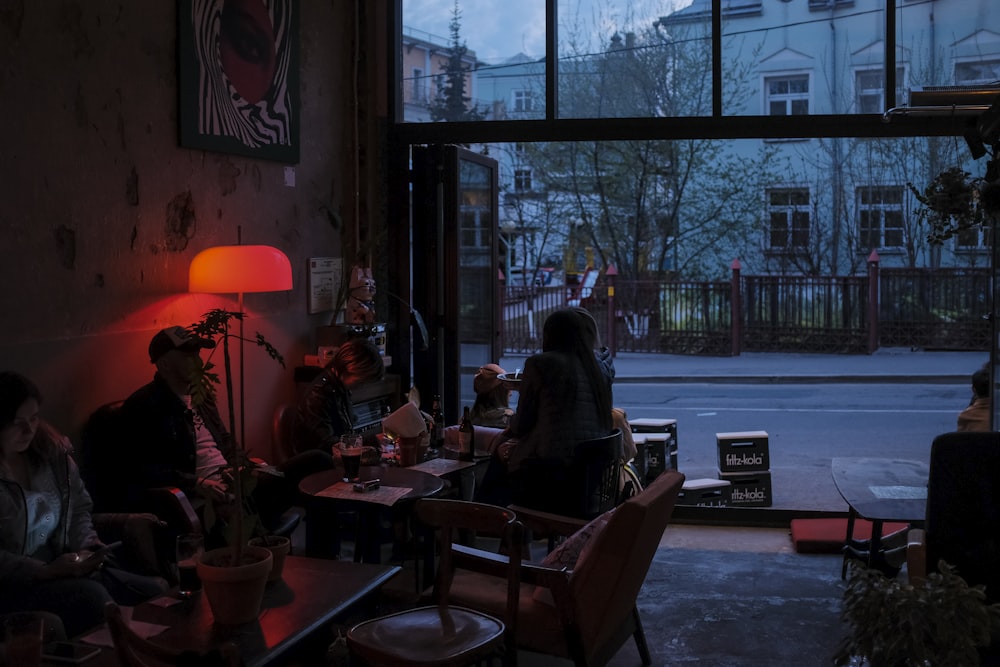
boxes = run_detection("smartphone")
[41,641,101,664]
[87,540,123,561]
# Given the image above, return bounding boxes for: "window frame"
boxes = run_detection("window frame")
[857,186,905,252]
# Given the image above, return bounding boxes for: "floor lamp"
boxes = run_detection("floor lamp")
[189,245,293,448]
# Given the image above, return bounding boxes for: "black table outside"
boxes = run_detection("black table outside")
[831,457,928,578]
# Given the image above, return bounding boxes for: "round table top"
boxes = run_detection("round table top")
[298,465,446,503]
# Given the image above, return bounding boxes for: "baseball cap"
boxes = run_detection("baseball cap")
[148,326,215,363]
[473,363,506,395]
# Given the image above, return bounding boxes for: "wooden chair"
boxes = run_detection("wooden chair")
[445,470,685,667]
[103,602,240,667]
[347,499,523,667]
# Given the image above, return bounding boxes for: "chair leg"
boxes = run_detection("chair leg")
[631,606,651,666]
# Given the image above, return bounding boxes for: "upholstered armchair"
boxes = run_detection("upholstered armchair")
[441,469,685,666]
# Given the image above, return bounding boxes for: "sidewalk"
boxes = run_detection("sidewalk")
[501,347,988,384]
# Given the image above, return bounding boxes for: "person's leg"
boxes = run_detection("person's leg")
[0,578,111,637]
[254,450,336,523]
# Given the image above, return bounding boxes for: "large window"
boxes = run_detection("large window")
[858,186,904,251]
[768,189,810,250]
[856,68,905,113]
[955,59,1000,85]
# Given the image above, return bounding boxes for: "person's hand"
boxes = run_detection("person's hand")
[198,476,233,502]
[36,550,107,580]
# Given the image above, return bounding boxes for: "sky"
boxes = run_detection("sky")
[402,0,694,64]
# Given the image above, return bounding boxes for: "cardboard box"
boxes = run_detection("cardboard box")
[629,418,677,433]
[677,478,731,506]
[719,470,773,507]
[716,431,769,473]
[642,433,677,483]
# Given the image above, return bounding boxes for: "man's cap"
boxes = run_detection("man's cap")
[473,363,506,395]
[148,326,215,364]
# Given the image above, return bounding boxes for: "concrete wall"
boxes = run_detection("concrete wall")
[0,1,354,458]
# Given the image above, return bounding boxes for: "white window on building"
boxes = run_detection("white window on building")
[858,186,904,250]
[768,189,810,250]
[412,67,426,101]
[514,168,532,192]
[955,59,1000,85]
[513,90,534,113]
[956,223,991,250]
[766,75,809,115]
[855,68,905,113]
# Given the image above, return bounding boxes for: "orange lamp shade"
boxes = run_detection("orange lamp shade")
[189,245,293,294]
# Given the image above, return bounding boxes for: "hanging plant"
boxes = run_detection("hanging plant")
[908,166,987,245]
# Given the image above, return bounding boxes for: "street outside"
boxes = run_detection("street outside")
[484,349,989,513]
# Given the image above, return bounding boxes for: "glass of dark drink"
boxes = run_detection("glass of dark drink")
[338,434,364,482]
[175,533,204,597]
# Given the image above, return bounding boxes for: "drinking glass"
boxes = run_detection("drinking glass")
[175,533,204,597]
[3,613,43,667]
[339,434,364,482]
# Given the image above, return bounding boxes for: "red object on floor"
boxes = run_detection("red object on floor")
[789,518,911,554]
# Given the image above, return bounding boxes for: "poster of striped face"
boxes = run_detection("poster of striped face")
[178,0,299,163]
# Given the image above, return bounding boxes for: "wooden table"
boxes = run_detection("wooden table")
[831,457,929,577]
[80,556,399,666]
[299,465,446,563]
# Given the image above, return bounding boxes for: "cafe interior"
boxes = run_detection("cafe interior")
[4,1,1000,665]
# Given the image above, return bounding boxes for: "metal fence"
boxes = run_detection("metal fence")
[500,265,990,356]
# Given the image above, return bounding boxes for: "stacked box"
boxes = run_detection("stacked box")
[716,431,769,473]
[630,434,648,480]
[677,478,731,506]
[719,470,773,507]
[715,431,772,507]
[629,418,679,483]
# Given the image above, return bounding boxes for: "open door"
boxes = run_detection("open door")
[411,145,500,423]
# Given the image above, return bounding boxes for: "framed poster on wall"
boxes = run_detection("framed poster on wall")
[178,0,300,163]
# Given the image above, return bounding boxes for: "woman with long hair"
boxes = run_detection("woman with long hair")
[0,372,165,636]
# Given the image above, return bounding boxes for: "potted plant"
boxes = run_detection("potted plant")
[908,165,995,245]
[187,308,285,623]
[835,560,1000,666]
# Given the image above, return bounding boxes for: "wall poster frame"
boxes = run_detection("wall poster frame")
[178,0,300,163]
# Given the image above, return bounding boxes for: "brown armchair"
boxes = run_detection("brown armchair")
[443,469,685,666]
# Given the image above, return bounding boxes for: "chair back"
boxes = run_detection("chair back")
[104,602,240,667]
[570,469,685,663]
[573,428,624,518]
[79,401,128,512]
[512,428,625,520]
[926,431,1000,602]
[271,402,297,463]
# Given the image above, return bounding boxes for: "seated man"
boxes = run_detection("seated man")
[118,326,334,540]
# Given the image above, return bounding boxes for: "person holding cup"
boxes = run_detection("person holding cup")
[0,372,166,637]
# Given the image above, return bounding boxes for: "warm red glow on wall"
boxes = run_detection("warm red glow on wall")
[188,245,292,294]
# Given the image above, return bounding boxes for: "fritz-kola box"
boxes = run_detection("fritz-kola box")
[716,431,769,473]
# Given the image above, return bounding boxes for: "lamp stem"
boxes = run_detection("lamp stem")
[239,291,245,451]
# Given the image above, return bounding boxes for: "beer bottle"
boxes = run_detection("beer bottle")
[430,394,445,449]
[458,406,475,462]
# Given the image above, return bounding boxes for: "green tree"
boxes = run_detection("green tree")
[429,1,485,122]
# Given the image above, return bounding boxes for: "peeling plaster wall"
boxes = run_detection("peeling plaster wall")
[0,1,355,456]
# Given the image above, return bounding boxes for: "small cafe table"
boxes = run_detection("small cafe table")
[831,457,929,578]
[299,465,446,563]
[78,556,400,667]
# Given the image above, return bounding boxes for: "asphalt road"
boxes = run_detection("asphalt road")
[612,381,968,511]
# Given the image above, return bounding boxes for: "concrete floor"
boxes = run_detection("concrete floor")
[307,520,847,666]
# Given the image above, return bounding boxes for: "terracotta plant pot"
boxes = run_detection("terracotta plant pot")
[249,535,291,582]
[197,545,273,625]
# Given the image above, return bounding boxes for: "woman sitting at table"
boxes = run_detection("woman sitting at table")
[477,308,614,507]
[0,372,166,637]
[293,338,385,463]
